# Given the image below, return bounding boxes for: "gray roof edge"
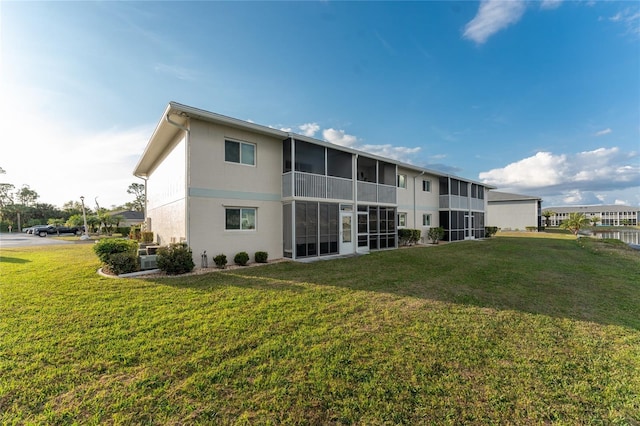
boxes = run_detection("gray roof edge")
[138,101,497,188]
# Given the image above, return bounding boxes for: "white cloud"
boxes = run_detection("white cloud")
[463,0,527,44]
[594,128,612,136]
[540,0,563,10]
[606,7,640,37]
[479,151,566,187]
[480,147,640,205]
[609,12,623,22]
[299,122,320,137]
[323,128,359,148]
[321,128,421,164]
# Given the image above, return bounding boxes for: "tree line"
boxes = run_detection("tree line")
[0,166,145,232]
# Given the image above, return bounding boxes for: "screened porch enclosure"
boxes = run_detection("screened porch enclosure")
[283,201,397,259]
[281,138,396,204]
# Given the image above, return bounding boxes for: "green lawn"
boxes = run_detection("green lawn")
[1,236,639,424]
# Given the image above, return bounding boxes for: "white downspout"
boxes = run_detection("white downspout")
[353,154,358,254]
[413,171,425,229]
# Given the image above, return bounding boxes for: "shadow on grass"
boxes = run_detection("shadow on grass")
[149,238,640,331]
[0,256,31,264]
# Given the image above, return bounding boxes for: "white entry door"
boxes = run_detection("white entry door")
[465,214,475,240]
[340,211,354,254]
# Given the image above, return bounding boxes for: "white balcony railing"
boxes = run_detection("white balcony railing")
[283,172,352,200]
[283,172,396,203]
[439,195,485,211]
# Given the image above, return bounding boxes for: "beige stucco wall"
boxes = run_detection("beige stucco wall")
[186,120,283,263]
[487,200,538,230]
[396,167,440,241]
[146,135,187,245]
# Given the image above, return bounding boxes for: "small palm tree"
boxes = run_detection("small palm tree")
[590,216,600,227]
[560,212,590,236]
[542,210,555,227]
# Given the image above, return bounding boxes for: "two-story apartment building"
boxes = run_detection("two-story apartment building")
[133,102,494,264]
[544,205,639,227]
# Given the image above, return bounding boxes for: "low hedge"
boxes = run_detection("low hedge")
[398,229,421,246]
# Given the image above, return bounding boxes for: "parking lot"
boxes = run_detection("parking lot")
[0,232,77,248]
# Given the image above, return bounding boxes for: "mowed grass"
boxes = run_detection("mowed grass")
[1,236,639,425]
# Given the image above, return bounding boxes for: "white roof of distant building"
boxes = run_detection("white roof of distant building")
[488,191,541,202]
[544,205,639,213]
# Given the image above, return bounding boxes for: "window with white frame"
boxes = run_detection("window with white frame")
[225,139,256,166]
[423,214,431,227]
[225,207,256,230]
[397,174,407,189]
[422,179,431,192]
[398,212,407,227]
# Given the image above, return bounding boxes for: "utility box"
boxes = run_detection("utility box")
[140,255,158,270]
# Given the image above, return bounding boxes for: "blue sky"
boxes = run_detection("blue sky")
[1,0,638,209]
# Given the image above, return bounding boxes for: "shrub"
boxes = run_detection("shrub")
[427,227,445,244]
[234,251,249,266]
[398,229,421,246]
[93,238,139,275]
[485,226,498,237]
[156,243,195,275]
[213,254,227,269]
[141,231,154,243]
[93,238,138,263]
[398,229,412,246]
[254,251,268,263]
[129,226,141,241]
[114,226,131,237]
[105,252,139,275]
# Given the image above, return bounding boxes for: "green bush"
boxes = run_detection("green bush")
[141,231,154,243]
[156,243,195,275]
[398,229,421,246]
[114,226,131,236]
[129,226,141,241]
[485,226,498,237]
[254,251,268,263]
[213,254,227,269]
[427,227,445,244]
[92,238,139,275]
[234,251,249,266]
[93,238,138,263]
[105,252,139,275]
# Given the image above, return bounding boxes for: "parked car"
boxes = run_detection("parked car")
[32,225,83,237]
[23,225,46,234]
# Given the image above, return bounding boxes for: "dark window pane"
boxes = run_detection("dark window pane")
[295,140,325,175]
[225,140,240,163]
[226,208,240,230]
[379,162,396,185]
[283,138,292,173]
[357,157,376,182]
[439,177,449,195]
[327,148,352,178]
[451,179,459,196]
[460,181,468,197]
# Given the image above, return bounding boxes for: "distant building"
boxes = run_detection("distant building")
[487,191,542,231]
[543,205,639,227]
[109,210,144,227]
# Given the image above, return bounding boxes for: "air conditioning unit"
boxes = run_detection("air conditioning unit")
[140,255,158,270]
